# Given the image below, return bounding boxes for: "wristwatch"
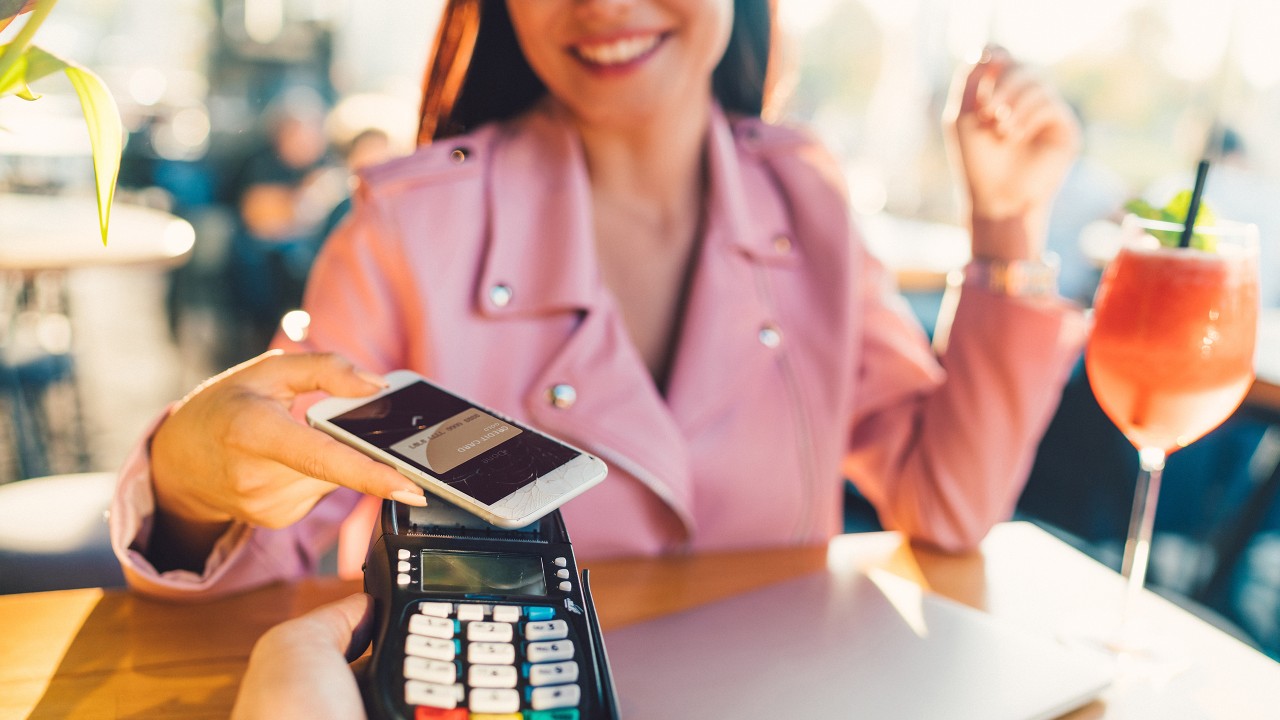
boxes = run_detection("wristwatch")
[951,253,1060,298]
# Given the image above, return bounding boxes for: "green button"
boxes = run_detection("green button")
[524,709,579,720]
[526,606,555,621]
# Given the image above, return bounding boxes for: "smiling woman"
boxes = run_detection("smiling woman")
[113,0,1086,629]
[420,0,772,142]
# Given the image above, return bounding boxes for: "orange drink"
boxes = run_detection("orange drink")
[1087,245,1258,453]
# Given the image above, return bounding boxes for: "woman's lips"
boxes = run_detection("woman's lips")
[571,32,665,70]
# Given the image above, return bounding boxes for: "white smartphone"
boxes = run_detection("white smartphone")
[306,370,608,528]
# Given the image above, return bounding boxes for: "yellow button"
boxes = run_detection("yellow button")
[469,715,522,720]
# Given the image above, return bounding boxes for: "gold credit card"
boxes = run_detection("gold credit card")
[390,408,523,474]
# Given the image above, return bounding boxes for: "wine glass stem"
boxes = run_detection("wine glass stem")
[1119,447,1167,640]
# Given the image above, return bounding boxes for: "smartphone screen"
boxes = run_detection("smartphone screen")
[328,381,580,505]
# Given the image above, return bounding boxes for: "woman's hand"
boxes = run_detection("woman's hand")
[232,593,373,720]
[148,351,426,568]
[945,46,1081,260]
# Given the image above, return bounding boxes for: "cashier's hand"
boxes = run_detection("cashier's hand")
[944,45,1080,261]
[233,592,373,720]
[150,351,427,532]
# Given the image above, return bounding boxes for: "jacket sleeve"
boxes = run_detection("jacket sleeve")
[108,409,364,600]
[108,182,421,600]
[842,240,1089,552]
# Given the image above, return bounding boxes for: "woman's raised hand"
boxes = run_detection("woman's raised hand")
[945,46,1081,261]
[150,351,426,538]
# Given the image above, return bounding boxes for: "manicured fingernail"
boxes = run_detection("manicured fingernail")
[391,489,428,507]
[355,369,389,388]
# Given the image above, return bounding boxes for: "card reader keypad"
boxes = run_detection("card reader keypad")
[402,600,582,720]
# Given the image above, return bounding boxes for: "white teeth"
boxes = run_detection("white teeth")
[576,34,660,66]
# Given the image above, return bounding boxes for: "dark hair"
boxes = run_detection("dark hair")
[418,0,774,144]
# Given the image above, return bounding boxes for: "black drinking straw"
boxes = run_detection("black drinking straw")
[1178,159,1211,248]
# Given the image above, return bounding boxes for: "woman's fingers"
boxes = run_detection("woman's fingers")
[153,350,424,530]
[236,350,389,401]
[947,45,1012,121]
[247,413,427,508]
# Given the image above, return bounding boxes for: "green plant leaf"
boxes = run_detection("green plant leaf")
[60,53,122,245]
[0,41,61,98]
[2,45,121,244]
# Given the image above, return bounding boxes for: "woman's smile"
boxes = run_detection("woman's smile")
[571,31,667,73]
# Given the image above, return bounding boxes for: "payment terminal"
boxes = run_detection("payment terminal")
[363,497,619,720]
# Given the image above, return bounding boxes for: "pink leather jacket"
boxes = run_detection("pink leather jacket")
[111,101,1087,599]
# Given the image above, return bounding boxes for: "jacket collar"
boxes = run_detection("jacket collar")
[476,101,795,319]
[478,102,600,318]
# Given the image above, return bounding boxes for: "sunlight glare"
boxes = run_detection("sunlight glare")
[1235,0,1280,88]
[777,0,842,34]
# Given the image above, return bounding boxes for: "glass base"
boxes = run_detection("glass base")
[1059,615,1191,687]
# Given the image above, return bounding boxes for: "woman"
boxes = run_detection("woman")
[111,0,1085,598]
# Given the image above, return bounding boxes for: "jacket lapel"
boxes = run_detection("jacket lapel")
[663,108,799,434]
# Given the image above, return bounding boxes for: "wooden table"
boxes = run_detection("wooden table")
[2,522,1277,719]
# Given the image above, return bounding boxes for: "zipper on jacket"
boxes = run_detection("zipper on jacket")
[752,265,818,542]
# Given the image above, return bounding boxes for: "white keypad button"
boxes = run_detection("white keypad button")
[408,614,456,640]
[530,683,581,710]
[403,657,457,685]
[553,557,568,567]
[524,620,569,642]
[469,688,521,714]
[456,603,487,621]
[418,601,453,618]
[405,635,456,662]
[397,548,410,561]
[528,660,580,687]
[468,663,518,688]
[467,621,514,643]
[396,573,411,586]
[492,605,521,623]
[467,642,516,665]
[526,639,575,663]
[558,581,573,593]
[404,680,460,709]
[397,560,411,573]
[556,568,570,579]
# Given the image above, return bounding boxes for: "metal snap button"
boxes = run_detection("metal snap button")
[489,284,513,307]
[773,234,793,255]
[450,147,468,163]
[548,384,577,409]
[758,324,782,348]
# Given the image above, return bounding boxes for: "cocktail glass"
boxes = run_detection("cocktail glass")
[1085,213,1259,658]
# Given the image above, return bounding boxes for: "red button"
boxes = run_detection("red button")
[415,707,467,720]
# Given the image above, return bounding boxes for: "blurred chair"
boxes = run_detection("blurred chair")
[0,270,89,480]
[0,471,123,593]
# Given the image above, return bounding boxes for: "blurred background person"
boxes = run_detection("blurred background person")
[224,85,346,359]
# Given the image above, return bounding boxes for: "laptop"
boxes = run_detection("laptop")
[602,567,1112,720]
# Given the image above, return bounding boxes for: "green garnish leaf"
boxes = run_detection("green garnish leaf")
[1124,191,1217,252]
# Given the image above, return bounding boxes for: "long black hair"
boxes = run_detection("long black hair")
[418,0,774,144]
